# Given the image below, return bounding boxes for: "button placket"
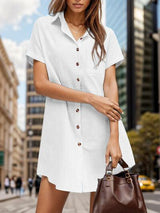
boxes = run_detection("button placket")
[76,43,80,84]
[75,40,84,188]
[75,42,82,147]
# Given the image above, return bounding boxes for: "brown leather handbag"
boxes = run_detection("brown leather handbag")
[92,158,147,213]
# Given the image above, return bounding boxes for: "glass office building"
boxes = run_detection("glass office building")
[106,0,128,126]
[106,0,159,130]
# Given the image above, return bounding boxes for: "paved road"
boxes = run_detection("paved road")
[0,190,159,213]
[143,191,160,213]
[0,192,90,213]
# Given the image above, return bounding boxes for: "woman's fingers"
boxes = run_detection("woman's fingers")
[105,154,121,168]
[106,113,116,122]
[111,157,119,168]
[106,101,123,121]
[111,152,122,168]
[112,103,123,114]
[106,108,121,121]
[92,96,123,121]
[105,152,110,166]
[110,110,121,120]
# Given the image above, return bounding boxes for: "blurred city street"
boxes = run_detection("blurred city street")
[0,189,160,213]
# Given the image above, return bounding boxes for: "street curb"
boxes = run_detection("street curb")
[0,193,28,202]
[0,195,20,202]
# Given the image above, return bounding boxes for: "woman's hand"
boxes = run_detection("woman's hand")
[89,94,123,122]
[105,135,122,168]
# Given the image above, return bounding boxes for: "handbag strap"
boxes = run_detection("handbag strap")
[105,158,129,175]
[105,158,133,183]
[118,158,129,169]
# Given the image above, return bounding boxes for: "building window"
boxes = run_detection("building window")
[28,107,44,114]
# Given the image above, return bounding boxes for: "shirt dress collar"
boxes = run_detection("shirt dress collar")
[50,11,90,42]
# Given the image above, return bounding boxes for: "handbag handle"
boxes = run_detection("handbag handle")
[105,158,132,183]
[105,158,129,175]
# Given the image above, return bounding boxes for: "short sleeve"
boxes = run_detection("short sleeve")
[104,28,124,70]
[25,19,45,66]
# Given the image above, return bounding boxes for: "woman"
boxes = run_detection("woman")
[26,0,135,212]
[4,175,10,194]
[10,176,16,194]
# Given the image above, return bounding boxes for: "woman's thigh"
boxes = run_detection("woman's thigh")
[36,175,70,213]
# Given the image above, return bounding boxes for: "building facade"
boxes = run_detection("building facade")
[25,61,45,180]
[12,127,25,178]
[106,0,159,129]
[0,37,25,188]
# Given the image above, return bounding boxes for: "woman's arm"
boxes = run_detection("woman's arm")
[103,65,122,167]
[33,60,122,120]
[103,65,120,132]
[33,60,92,104]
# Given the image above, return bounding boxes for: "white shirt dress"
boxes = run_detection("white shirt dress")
[25,10,136,193]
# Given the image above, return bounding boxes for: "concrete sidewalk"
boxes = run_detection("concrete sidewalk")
[0,189,28,202]
[63,192,90,213]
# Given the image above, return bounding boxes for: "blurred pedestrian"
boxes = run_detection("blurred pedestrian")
[4,175,10,194]
[20,177,25,195]
[28,177,33,196]
[10,176,16,194]
[15,176,22,196]
[34,175,41,197]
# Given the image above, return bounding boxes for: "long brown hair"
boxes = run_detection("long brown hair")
[48,0,107,67]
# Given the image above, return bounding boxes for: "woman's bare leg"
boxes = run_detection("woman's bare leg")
[89,191,96,213]
[36,176,70,213]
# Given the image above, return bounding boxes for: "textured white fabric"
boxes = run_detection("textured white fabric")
[25,10,136,193]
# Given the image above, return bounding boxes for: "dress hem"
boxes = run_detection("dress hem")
[37,171,97,193]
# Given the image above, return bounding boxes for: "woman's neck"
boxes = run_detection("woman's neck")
[64,8,85,26]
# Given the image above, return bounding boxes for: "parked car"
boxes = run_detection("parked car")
[138,175,155,192]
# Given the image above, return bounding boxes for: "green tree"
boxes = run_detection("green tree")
[127,112,160,178]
